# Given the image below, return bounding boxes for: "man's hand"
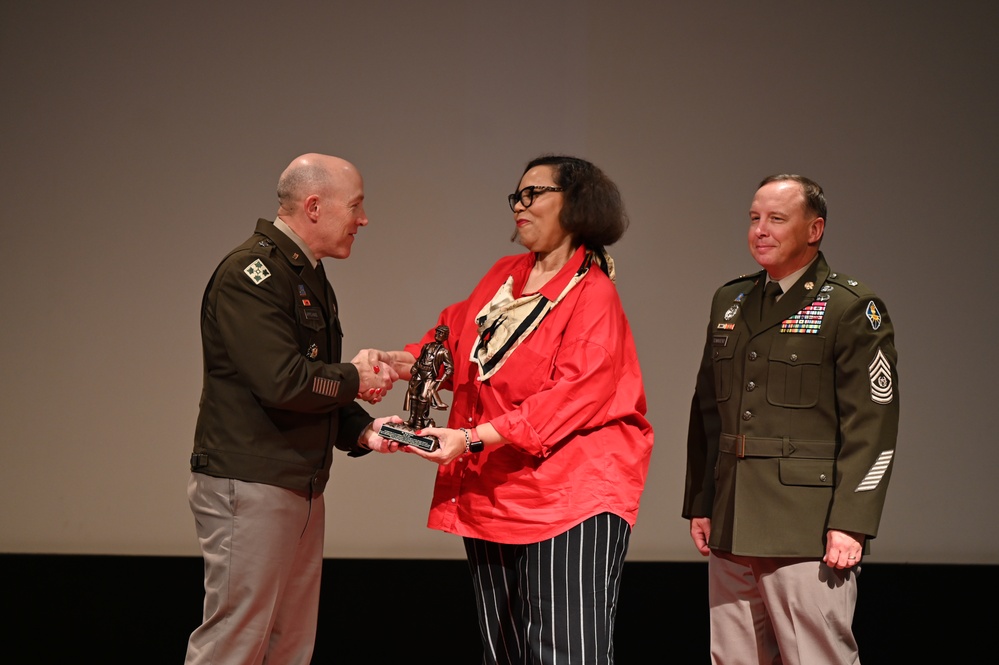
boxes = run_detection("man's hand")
[351,349,399,404]
[823,529,866,569]
[359,416,405,453]
[690,517,712,556]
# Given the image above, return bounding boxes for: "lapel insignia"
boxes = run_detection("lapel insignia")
[804,281,814,291]
[243,259,271,284]
[868,347,893,403]
[866,301,882,330]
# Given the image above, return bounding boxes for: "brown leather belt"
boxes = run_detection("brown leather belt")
[719,433,837,459]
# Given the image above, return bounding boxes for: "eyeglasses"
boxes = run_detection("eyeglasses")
[507,185,564,212]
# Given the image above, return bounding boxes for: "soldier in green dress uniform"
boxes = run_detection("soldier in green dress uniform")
[683,174,899,664]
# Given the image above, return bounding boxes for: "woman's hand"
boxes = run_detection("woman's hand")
[402,426,469,465]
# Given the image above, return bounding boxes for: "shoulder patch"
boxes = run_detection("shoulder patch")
[244,259,272,285]
[866,301,882,330]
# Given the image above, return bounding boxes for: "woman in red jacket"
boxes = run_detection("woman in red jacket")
[383,155,654,664]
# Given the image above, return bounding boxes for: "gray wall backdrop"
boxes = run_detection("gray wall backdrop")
[1,1,996,564]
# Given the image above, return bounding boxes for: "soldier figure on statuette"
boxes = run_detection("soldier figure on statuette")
[378,324,454,451]
[404,325,454,429]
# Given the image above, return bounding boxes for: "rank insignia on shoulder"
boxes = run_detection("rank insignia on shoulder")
[869,347,893,404]
[244,259,271,284]
[866,301,882,330]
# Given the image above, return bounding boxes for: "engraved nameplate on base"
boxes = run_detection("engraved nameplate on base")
[378,422,439,452]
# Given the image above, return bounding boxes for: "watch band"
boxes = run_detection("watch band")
[460,427,484,454]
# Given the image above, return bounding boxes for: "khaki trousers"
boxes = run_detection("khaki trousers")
[708,551,860,665]
[185,474,325,665]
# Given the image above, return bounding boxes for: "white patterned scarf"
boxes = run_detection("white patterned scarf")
[471,250,615,380]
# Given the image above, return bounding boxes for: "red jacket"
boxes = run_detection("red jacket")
[406,246,654,544]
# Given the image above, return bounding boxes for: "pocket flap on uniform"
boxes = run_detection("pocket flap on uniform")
[768,334,824,366]
[778,458,834,487]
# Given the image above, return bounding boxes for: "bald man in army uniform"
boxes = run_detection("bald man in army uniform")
[683,174,900,664]
[186,153,401,664]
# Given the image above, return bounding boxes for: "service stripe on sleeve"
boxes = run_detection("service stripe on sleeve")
[855,450,894,492]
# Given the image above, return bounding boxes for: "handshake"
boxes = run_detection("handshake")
[348,338,463,461]
[350,348,406,405]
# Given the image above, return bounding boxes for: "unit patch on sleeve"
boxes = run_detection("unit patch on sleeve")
[866,301,882,330]
[868,347,894,404]
[855,449,894,492]
[244,259,272,285]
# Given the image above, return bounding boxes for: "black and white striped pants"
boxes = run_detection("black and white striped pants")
[463,512,631,665]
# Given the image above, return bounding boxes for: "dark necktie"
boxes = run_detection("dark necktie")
[761,280,783,318]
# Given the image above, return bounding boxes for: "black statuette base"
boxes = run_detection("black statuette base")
[378,422,439,452]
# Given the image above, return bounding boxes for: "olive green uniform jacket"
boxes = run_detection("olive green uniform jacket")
[683,253,899,557]
[191,219,372,495]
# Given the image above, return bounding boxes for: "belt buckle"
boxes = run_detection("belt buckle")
[736,434,746,458]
